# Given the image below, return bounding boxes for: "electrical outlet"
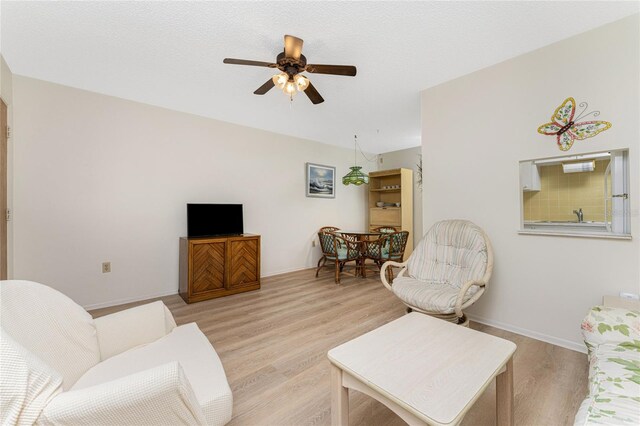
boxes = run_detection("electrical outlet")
[102,262,111,273]
[5,209,10,221]
[619,291,640,301]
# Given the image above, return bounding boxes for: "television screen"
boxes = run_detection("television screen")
[187,204,244,237]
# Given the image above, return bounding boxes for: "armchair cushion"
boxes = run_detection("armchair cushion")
[581,306,640,356]
[391,277,480,314]
[72,323,233,426]
[0,280,100,390]
[40,362,206,425]
[1,330,63,425]
[326,246,348,261]
[407,220,488,289]
[377,247,402,260]
[586,342,640,399]
[575,306,640,426]
[95,301,177,360]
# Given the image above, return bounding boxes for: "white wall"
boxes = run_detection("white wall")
[12,76,372,309]
[421,15,640,352]
[379,146,423,243]
[1,55,13,278]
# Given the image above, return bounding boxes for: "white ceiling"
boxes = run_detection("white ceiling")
[1,1,638,153]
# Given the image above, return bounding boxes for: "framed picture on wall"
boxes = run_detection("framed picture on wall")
[306,163,336,198]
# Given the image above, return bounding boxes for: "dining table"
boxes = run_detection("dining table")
[337,230,382,278]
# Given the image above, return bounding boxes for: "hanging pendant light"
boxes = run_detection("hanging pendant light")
[342,135,369,186]
[342,166,368,185]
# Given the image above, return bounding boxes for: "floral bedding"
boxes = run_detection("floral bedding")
[574,306,640,425]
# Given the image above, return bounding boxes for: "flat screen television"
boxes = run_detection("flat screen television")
[187,204,243,237]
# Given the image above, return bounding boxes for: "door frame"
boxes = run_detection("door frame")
[1,98,7,279]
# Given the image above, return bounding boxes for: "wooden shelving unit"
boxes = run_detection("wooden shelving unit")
[368,168,413,259]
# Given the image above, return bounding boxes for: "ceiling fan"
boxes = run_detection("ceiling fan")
[223,35,357,104]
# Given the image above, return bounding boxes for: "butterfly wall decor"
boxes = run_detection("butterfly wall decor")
[537,97,612,151]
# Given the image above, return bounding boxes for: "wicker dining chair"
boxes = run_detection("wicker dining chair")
[380,220,493,326]
[317,226,340,265]
[315,230,361,284]
[363,231,409,280]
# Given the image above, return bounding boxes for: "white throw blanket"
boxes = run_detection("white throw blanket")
[0,330,63,425]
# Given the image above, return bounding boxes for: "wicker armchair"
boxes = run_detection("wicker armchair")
[315,230,361,284]
[363,231,409,280]
[380,220,493,326]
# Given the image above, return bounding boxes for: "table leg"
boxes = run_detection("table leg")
[496,357,514,426]
[358,236,366,278]
[331,364,349,426]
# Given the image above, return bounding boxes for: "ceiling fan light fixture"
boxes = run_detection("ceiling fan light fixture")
[224,34,356,104]
[272,72,288,89]
[283,80,297,97]
[294,74,310,91]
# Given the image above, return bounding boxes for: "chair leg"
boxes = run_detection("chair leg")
[458,314,470,327]
[315,256,326,278]
[387,266,394,283]
[335,260,340,284]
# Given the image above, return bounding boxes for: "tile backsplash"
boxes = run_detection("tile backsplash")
[523,160,611,223]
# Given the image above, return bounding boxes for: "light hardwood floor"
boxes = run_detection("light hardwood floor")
[91,268,589,426]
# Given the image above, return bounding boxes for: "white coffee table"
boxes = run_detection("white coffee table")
[328,313,516,426]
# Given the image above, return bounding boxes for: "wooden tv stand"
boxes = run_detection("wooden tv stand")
[179,234,260,303]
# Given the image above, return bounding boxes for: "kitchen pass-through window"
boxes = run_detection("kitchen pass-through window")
[519,149,630,239]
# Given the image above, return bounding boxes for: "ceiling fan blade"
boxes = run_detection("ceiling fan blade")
[254,78,275,95]
[304,82,324,104]
[223,58,277,68]
[284,35,304,59]
[306,64,357,76]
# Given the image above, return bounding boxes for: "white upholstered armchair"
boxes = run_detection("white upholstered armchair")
[0,280,232,425]
[380,220,493,325]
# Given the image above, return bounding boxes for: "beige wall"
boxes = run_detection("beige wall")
[1,55,13,278]
[523,160,610,223]
[421,15,639,352]
[1,56,13,104]
[379,146,423,244]
[11,76,373,309]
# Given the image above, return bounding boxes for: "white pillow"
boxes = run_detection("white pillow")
[1,329,63,425]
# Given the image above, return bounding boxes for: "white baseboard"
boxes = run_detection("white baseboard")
[467,313,587,354]
[83,289,178,311]
[83,267,314,311]
[262,266,313,278]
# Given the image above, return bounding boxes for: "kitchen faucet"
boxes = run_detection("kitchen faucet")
[573,208,584,223]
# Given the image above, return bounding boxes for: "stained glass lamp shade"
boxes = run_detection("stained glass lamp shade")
[342,166,369,185]
[343,135,369,186]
